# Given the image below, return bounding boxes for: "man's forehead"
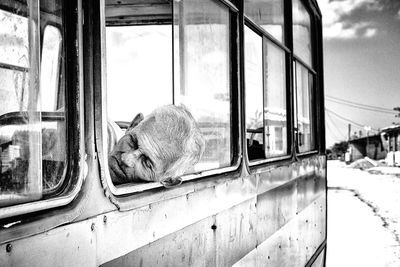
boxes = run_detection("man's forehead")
[136,120,183,159]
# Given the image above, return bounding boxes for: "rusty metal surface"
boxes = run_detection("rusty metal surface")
[234,195,326,266]
[0,220,97,267]
[0,155,326,267]
[101,155,326,266]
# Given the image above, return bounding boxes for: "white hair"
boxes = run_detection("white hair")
[150,105,205,183]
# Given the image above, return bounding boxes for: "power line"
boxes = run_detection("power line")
[326,94,395,111]
[325,119,343,142]
[326,111,346,140]
[325,95,397,113]
[325,108,379,132]
[326,98,397,114]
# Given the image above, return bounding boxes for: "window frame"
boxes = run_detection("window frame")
[292,0,319,156]
[243,0,324,166]
[96,0,241,197]
[0,0,85,220]
[244,16,293,166]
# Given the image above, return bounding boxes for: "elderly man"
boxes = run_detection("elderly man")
[108,105,205,187]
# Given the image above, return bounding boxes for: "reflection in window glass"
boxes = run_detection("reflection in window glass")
[245,26,287,161]
[293,0,312,66]
[174,0,231,171]
[296,63,314,152]
[41,26,62,112]
[244,0,284,42]
[0,1,66,207]
[264,39,287,157]
[245,26,264,160]
[0,10,29,68]
[106,25,173,121]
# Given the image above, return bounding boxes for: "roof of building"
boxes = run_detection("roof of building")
[348,134,381,144]
[381,125,400,133]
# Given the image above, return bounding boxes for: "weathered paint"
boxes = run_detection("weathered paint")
[310,248,325,267]
[0,156,326,266]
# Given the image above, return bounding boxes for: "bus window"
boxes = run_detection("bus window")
[244,0,285,42]
[244,23,288,161]
[173,0,231,171]
[245,26,264,160]
[41,25,63,111]
[293,0,316,153]
[0,1,67,207]
[293,0,312,66]
[263,39,287,157]
[106,23,173,122]
[105,0,233,186]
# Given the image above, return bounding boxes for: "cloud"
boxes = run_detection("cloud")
[363,28,377,37]
[320,0,382,39]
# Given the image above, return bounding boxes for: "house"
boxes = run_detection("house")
[381,125,400,166]
[346,134,386,162]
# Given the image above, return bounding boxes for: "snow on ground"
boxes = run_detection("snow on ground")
[327,160,400,266]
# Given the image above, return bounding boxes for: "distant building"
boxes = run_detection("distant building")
[381,125,400,166]
[346,134,386,163]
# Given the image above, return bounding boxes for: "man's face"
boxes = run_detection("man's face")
[108,115,180,184]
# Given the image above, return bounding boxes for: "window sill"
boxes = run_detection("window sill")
[106,163,240,196]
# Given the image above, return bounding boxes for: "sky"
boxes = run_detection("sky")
[319,0,400,147]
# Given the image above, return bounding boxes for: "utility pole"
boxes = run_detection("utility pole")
[348,124,351,141]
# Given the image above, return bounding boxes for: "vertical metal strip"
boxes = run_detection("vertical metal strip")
[27,0,42,197]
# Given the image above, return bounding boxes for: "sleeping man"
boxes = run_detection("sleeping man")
[108,105,205,187]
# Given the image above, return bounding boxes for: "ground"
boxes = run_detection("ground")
[326,160,400,266]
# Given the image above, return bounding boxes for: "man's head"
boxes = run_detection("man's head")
[108,105,205,186]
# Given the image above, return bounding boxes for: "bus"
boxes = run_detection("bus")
[0,0,326,266]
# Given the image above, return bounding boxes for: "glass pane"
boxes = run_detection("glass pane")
[244,0,284,42]
[0,9,29,68]
[174,0,231,172]
[41,25,62,112]
[263,39,287,157]
[106,25,173,122]
[293,0,312,66]
[296,63,314,152]
[0,0,66,207]
[245,26,264,161]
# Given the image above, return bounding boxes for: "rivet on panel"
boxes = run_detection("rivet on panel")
[103,216,107,224]
[6,244,12,253]
[91,223,95,231]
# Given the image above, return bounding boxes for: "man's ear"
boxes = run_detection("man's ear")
[127,113,144,131]
[160,177,183,188]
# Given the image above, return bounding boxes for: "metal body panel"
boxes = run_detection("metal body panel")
[234,194,326,267]
[310,248,325,267]
[0,156,326,267]
[0,219,97,267]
